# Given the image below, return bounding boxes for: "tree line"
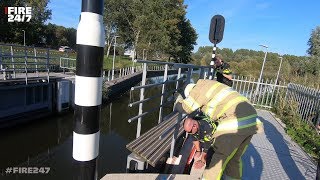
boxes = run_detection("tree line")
[0,0,197,62]
[1,0,319,77]
[191,26,320,86]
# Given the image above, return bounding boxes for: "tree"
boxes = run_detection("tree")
[103,0,196,62]
[307,26,320,57]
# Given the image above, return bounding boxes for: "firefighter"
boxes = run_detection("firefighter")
[213,55,233,87]
[175,79,264,180]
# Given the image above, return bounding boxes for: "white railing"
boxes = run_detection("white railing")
[286,83,320,127]
[60,57,76,71]
[0,44,51,84]
[128,59,210,157]
[231,75,287,109]
[232,75,320,132]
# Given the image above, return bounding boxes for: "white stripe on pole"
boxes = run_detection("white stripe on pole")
[73,131,100,161]
[77,12,105,47]
[75,75,102,106]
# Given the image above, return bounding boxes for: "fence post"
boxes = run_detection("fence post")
[10,46,16,78]
[24,46,28,85]
[34,47,39,77]
[158,64,168,124]
[137,63,147,138]
[46,48,49,83]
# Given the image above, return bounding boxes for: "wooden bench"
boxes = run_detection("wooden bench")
[126,112,185,167]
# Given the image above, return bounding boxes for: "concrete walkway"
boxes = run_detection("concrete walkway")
[101,110,317,180]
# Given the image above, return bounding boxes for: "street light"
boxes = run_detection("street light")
[22,30,25,46]
[112,35,120,80]
[256,44,268,93]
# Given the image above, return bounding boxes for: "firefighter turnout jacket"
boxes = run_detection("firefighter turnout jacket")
[177,79,263,138]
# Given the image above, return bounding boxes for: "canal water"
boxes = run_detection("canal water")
[0,74,199,180]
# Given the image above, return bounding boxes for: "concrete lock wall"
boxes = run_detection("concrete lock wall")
[0,83,54,122]
[0,79,75,125]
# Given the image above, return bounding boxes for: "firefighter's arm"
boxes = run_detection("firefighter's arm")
[174,94,201,114]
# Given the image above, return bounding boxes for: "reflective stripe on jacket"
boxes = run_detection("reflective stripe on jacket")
[179,79,263,137]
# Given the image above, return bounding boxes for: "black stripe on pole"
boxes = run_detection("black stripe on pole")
[73,159,97,180]
[76,45,104,77]
[74,105,101,134]
[82,0,103,15]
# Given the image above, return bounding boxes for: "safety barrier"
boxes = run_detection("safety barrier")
[231,75,287,108]
[232,75,320,133]
[286,83,320,128]
[127,59,210,166]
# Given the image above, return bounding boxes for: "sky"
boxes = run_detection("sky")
[48,0,320,56]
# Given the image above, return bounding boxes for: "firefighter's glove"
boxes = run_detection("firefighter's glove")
[174,92,183,104]
[173,92,184,110]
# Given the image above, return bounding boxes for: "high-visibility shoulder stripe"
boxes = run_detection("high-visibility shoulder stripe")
[205,83,223,98]
[205,87,237,118]
[216,96,248,118]
[182,96,201,112]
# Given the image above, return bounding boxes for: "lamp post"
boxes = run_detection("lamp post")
[112,35,120,80]
[256,44,268,93]
[22,30,25,46]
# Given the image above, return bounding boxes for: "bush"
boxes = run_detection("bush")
[272,95,320,160]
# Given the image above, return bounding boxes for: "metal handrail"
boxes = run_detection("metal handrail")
[131,78,185,91]
[129,87,183,107]
[134,59,210,69]
[128,100,174,123]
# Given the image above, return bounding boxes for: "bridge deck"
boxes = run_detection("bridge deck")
[102,109,317,180]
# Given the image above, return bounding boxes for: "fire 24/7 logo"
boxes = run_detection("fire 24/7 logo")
[5,7,32,22]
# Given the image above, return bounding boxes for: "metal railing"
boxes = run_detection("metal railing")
[60,57,76,71]
[232,75,320,132]
[285,83,320,127]
[103,64,170,81]
[232,75,287,109]
[128,59,210,158]
[0,44,65,84]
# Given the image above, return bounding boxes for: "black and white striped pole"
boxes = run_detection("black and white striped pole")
[73,0,104,179]
[208,15,225,80]
[209,43,217,80]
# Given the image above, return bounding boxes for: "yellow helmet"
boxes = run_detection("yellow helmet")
[184,83,196,97]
